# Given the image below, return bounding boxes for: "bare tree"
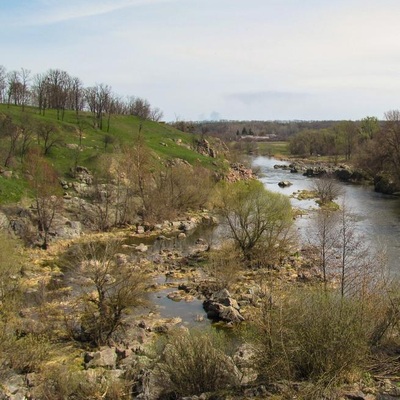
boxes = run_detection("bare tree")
[25,151,63,249]
[36,122,63,155]
[46,69,71,120]
[85,83,111,130]
[20,68,31,112]
[0,114,20,167]
[65,239,149,346]
[6,70,22,107]
[312,174,343,205]
[0,65,7,103]
[309,208,339,288]
[31,72,49,115]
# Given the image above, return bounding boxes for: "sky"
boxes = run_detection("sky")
[1,0,400,122]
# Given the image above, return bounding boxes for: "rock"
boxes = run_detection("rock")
[196,138,217,158]
[218,305,245,323]
[136,243,148,252]
[136,225,145,234]
[278,180,292,187]
[84,347,117,369]
[180,220,197,231]
[225,163,255,182]
[0,211,9,229]
[374,174,398,194]
[203,289,244,323]
[177,232,186,239]
[2,170,13,179]
[0,371,28,400]
[335,167,353,182]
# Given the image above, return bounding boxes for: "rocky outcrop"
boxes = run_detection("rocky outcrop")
[203,289,244,323]
[225,163,255,182]
[196,138,217,158]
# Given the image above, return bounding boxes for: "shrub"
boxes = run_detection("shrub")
[206,242,242,291]
[253,288,371,389]
[155,329,239,397]
[34,364,131,400]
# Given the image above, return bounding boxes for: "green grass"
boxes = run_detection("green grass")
[0,175,30,204]
[255,141,290,157]
[0,105,226,204]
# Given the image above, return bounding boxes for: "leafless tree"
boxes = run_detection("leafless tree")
[6,70,22,107]
[18,115,34,161]
[36,122,63,155]
[0,114,19,167]
[31,72,49,115]
[20,68,31,112]
[65,239,149,346]
[312,174,343,205]
[85,83,111,130]
[0,65,7,103]
[25,151,63,249]
[308,208,339,288]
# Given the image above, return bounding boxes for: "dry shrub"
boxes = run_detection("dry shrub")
[34,365,131,400]
[206,242,242,291]
[155,329,239,397]
[1,333,52,374]
[253,288,373,390]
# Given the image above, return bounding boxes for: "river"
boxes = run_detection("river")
[252,156,400,274]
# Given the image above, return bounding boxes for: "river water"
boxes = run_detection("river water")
[252,156,400,274]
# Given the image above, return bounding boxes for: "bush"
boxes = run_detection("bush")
[206,243,242,291]
[253,289,371,389]
[155,329,239,397]
[0,332,52,374]
[34,364,131,400]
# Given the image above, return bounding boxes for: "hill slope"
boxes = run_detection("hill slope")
[0,105,228,204]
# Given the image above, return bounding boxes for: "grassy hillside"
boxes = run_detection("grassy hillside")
[0,105,228,204]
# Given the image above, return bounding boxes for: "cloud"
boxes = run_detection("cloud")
[226,91,312,106]
[12,0,178,26]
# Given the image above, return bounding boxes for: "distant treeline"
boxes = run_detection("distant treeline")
[170,119,371,141]
[0,66,163,129]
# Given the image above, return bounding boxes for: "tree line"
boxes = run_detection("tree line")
[288,113,400,189]
[0,65,163,127]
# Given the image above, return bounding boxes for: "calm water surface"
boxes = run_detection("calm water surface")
[252,156,400,274]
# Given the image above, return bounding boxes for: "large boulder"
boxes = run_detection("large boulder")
[203,289,244,323]
[374,174,399,194]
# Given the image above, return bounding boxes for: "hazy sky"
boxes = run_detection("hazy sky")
[2,0,400,121]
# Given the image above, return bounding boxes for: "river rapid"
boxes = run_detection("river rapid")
[252,156,400,274]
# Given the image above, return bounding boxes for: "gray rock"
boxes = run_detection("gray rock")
[84,347,117,369]
[0,372,27,400]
